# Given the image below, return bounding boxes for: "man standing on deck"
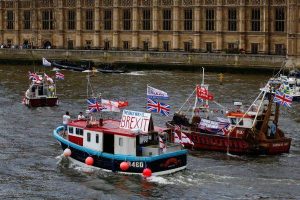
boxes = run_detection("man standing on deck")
[270,121,277,138]
[63,111,71,133]
[77,112,85,120]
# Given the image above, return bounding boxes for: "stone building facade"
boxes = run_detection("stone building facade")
[0,0,299,57]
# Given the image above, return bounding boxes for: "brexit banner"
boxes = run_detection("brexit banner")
[119,110,152,133]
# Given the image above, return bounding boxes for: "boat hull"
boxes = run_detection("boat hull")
[25,97,58,107]
[167,123,291,155]
[54,127,187,175]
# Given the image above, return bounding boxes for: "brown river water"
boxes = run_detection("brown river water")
[0,64,299,199]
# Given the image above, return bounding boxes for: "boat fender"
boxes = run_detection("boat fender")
[85,156,94,166]
[63,148,71,157]
[143,168,152,177]
[120,161,130,171]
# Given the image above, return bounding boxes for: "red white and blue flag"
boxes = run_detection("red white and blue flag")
[55,71,64,80]
[147,85,169,100]
[28,71,42,83]
[44,73,54,84]
[159,136,167,152]
[274,91,293,107]
[147,98,170,116]
[87,98,105,113]
[181,132,194,146]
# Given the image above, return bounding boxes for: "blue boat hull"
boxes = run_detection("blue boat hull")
[54,127,187,175]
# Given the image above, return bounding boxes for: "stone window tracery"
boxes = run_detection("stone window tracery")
[20,1,31,8]
[204,0,216,5]
[64,0,76,7]
[120,0,133,7]
[183,0,193,6]
[82,0,94,7]
[103,0,113,7]
[39,0,54,8]
[160,0,173,6]
[141,0,152,7]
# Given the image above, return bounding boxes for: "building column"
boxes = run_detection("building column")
[0,6,3,43]
[193,2,201,52]
[239,0,246,51]
[287,1,297,57]
[151,0,159,51]
[112,0,119,50]
[54,1,64,48]
[15,2,20,46]
[94,0,100,48]
[75,1,82,49]
[172,0,180,51]
[31,1,38,47]
[263,1,271,54]
[215,0,223,52]
[132,0,139,50]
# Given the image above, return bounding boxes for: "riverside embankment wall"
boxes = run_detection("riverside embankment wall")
[0,49,290,72]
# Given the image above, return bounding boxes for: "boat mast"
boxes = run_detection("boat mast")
[259,95,273,139]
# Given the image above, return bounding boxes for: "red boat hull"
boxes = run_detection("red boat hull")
[167,123,291,155]
[184,131,291,155]
[25,97,58,107]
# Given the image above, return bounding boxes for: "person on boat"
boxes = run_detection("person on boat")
[62,111,71,133]
[270,121,277,138]
[77,112,85,120]
[49,85,55,97]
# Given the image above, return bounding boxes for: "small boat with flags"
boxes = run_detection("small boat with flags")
[260,62,300,101]
[53,78,187,176]
[166,68,291,155]
[23,71,62,107]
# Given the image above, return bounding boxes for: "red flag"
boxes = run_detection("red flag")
[196,85,214,101]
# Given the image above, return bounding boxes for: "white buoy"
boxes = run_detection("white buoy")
[63,148,71,157]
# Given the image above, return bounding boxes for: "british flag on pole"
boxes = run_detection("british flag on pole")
[147,98,170,116]
[87,98,106,113]
[273,91,293,107]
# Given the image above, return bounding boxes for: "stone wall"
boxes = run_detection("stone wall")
[0,49,288,70]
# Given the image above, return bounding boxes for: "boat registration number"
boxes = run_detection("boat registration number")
[128,161,144,168]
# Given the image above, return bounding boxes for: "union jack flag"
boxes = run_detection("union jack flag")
[87,98,105,113]
[55,72,64,80]
[274,91,293,107]
[28,71,42,83]
[146,98,170,116]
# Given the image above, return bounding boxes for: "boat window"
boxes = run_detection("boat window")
[119,138,123,146]
[95,134,99,143]
[76,128,83,136]
[230,118,237,125]
[238,118,244,126]
[68,127,74,134]
[87,132,91,142]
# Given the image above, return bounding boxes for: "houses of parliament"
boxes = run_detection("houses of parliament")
[0,0,299,57]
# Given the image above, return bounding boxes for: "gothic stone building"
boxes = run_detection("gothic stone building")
[0,0,299,57]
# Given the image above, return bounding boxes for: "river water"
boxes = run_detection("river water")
[0,65,299,200]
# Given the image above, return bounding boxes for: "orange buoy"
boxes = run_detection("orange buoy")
[120,162,130,171]
[142,168,152,177]
[85,156,94,166]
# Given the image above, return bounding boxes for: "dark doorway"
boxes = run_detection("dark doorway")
[43,41,52,49]
[103,133,114,154]
[68,40,73,49]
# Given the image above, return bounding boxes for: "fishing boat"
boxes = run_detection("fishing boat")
[51,60,95,72]
[54,109,187,176]
[24,72,58,107]
[53,76,186,176]
[166,68,291,155]
[260,63,300,101]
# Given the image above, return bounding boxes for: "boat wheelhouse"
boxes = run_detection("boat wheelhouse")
[166,68,291,155]
[24,73,58,107]
[54,110,187,176]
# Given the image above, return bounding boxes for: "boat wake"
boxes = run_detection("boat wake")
[125,71,146,76]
